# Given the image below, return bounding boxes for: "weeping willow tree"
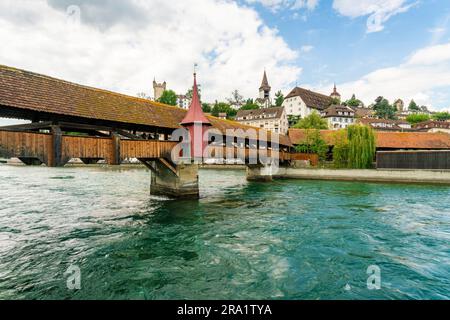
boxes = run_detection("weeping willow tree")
[347,125,376,169]
[332,130,349,168]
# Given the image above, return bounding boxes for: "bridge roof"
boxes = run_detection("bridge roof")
[0,65,291,146]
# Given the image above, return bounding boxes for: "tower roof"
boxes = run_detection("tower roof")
[330,83,341,97]
[181,73,211,125]
[259,71,271,91]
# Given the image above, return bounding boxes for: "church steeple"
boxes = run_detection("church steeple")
[330,83,341,102]
[259,70,271,92]
[259,70,271,103]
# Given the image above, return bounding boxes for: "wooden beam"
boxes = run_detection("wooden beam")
[58,122,113,132]
[109,133,121,165]
[0,121,53,131]
[138,159,157,174]
[50,125,64,167]
[158,158,178,176]
[116,129,144,140]
[86,130,110,137]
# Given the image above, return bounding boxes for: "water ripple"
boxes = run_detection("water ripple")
[0,166,449,300]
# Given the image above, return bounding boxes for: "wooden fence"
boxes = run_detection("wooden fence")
[377,150,450,170]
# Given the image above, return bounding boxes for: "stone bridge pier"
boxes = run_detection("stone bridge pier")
[148,160,200,199]
[246,163,278,182]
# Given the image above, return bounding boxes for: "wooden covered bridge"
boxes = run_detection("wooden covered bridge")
[0,65,309,198]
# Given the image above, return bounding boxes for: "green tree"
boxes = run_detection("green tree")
[293,111,329,130]
[373,96,397,120]
[295,129,328,161]
[186,86,201,100]
[345,94,363,108]
[240,99,260,111]
[157,90,178,106]
[408,99,420,111]
[432,112,450,121]
[406,113,430,124]
[332,130,349,168]
[275,91,284,107]
[202,103,212,113]
[226,90,244,107]
[212,102,236,118]
[330,98,341,106]
[347,125,376,169]
[288,115,301,127]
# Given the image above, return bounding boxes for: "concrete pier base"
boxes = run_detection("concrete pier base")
[246,164,274,182]
[150,161,199,198]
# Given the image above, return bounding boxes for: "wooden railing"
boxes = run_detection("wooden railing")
[0,129,312,167]
[121,140,177,159]
[0,130,53,165]
[62,136,114,164]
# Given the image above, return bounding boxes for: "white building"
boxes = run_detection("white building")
[176,95,191,109]
[414,120,450,133]
[235,107,289,134]
[358,119,412,131]
[321,105,356,129]
[282,87,333,119]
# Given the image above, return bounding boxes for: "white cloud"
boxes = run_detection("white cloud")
[407,43,450,66]
[0,0,301,106]
[317,42,450,110]
[300,45,314,53]
[332,0,416,33]
[245,0,319,11]
[293,0,319,10]
[428,13,450,45]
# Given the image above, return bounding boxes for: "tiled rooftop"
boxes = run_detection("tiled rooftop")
[0,65,291,146]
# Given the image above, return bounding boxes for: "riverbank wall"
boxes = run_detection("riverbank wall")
[274,168,450,185]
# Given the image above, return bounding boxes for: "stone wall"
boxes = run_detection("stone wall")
[274,168,450,185]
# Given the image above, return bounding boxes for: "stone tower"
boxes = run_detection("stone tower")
[394,99,404,112]
[153,78,166,101]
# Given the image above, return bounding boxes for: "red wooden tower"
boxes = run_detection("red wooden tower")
[180,73,212,161]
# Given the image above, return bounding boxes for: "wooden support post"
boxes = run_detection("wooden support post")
[50,125,64,167]
[109,133,121,165]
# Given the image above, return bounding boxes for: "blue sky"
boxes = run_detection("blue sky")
[0,0,449,123]
[245,0,450,109]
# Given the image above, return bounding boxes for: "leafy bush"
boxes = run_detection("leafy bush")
[295,129,328,161]
[406,113,430,124]
[293,112,328,130]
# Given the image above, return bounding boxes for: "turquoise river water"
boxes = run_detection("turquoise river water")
[0,165,449,300]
